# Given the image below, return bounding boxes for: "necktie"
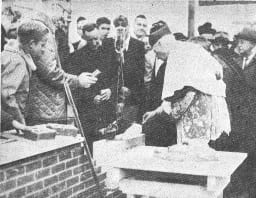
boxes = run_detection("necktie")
[242,57,248,70]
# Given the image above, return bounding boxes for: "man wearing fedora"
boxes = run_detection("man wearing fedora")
[217,27,256,197]
[198,22,216,40]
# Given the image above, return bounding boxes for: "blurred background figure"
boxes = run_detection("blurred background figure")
[189,36,212,51]
[2,6,22,44]
[173,32,188,41]
[72,16,87,51]
[198,22,216,40]
[211,31,230,52]
[54,16,70,68]
[6,23,19,39]
[132,14,148,41]
[96,17,111,42]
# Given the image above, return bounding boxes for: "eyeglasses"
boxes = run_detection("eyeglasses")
[114,22,127,28]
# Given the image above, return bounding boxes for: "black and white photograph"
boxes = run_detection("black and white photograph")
[1,0,256,197]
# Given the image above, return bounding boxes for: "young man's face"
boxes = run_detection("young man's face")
[236,39,255,56]
[83,29,99,50]
[77,20,87,37]
[115,25,129,41]
[98,23,111,40]
[30,34,48,59]
[134,17,148,38]
[200,33,214,40]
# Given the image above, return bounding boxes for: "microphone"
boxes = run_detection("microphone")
[115,27,125,53]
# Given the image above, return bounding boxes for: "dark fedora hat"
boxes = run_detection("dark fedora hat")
[148,21,171,46]
[198,22,216,36]
[236,27,256,43]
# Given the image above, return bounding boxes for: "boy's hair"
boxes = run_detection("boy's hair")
[135,15,147,20]
[113,15,128,28]
[96,17,111,27]
[77,16,86,24]
[18,20,49,46]
[82,23,97,34]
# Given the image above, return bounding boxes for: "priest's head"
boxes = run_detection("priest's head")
[149,21,172,61]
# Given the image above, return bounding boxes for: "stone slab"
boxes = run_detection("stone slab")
[106,146,247,178]
[119,178,224,198]
[93,133,145,166]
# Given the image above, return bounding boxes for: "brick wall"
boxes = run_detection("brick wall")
[0,143,126,198]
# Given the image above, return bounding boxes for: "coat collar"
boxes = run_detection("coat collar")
[4,39,37,72]
[246,46,256,65]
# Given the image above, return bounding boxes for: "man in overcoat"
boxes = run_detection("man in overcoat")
[67,23,116,153]
[213,27,256,197]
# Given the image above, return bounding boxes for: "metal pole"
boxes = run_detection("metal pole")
[64,82,104,198]
[188,0,196,38]
[51,5,103,194]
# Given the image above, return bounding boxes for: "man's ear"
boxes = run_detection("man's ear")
[157,40,162,47]
[28,40,35,49]
[81,32,87,40]
[125,25,130,32]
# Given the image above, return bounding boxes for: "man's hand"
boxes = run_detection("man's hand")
[78,72,97,88]
[93,95,102,105]
[12,120,33,134]
[100,88,111,101]
[142,105,165,124]
[142,110,157,124]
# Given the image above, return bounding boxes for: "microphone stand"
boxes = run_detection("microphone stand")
[115,36,125,135]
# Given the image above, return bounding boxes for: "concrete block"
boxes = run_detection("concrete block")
[93,124,144,190]
[46,123,78,137]
[93,133,145,166]
[23,126,56,141]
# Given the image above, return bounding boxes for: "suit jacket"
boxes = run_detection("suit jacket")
[123,37,145,106]
[98,38,119,98]
[149,61,167,111]
[67,46,102,110]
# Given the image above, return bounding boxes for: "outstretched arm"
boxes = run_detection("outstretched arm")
[143,87,197,123]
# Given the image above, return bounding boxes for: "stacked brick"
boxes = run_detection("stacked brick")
[0,143,125,198]
[105,189,125,198]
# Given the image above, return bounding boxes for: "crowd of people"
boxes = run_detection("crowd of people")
[2,7,256,197]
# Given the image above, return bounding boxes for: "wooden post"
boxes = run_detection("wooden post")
[188,0,196,38]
